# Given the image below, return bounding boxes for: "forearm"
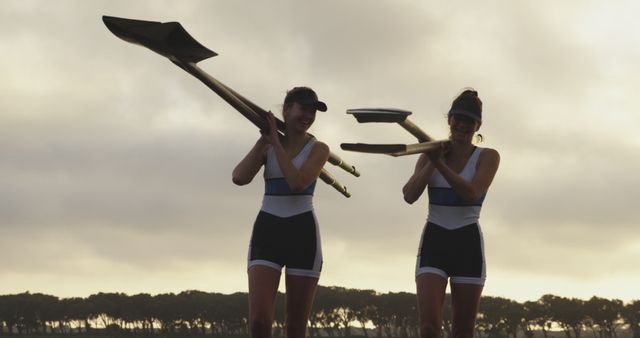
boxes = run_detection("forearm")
[403,164,433,204]
[271,143,310,192]
[232,138,268,185]
[432,160,482,201]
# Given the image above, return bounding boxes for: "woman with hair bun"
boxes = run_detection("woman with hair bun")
[403,89,500,338]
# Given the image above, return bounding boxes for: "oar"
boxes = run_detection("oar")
[340,108,445,157]
[177,62,352,196]
[186,63,359,177]
[103,15,356,197]
[347,108,434,142]
[340,141,445,157]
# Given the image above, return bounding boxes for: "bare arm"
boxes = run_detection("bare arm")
[271,140,330,193]
[431,148,500,202]
[402,153,435,204]
[263,111,329,193]
[232,136,269,186]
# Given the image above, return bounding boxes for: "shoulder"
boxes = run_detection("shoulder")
[311,140,330,156]
[416,153,430,168]
[479,147,499,158]
[478,147,500,166]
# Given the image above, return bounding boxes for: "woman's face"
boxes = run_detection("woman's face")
[284,102,317,133]
[448,114,481,143]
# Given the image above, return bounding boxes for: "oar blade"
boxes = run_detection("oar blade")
[102,15,217,63]
[340,143,407,154]
[347,108,412,123]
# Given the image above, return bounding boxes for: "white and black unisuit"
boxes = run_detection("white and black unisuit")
[416,146,487,285]
[247,137,322,278]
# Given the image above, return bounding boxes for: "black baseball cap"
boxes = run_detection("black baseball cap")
[284,87,327,112]
[448,90,482,122]
[449,108,481,122]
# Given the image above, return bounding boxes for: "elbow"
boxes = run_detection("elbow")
[404,194,417,205]
[232,172,250,186]
[287,178,310,194]
[402,186,416,204]
[468,194,481,203]
[462,190,483,204]
[232,177,247,186]
[289,184,306,194]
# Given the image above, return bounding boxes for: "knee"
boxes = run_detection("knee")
[420,322,442,338]
[250,317,273,338]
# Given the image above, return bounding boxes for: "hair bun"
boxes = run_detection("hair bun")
[462,89,478,97]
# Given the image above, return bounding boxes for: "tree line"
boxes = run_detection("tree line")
[0,286,638,338]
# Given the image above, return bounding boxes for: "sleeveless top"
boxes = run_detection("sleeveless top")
[427,147,486,230]
[261,137,317,217]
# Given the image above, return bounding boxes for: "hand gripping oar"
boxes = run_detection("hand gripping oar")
[102,15,358,197]
[340,108,447,157]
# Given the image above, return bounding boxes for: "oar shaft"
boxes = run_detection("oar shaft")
[340,143,407,154]
[179,63,353,197]
[103,16,355,196]
[398,119,433,143]
[180,63,267,130]
[209,76,287,131]
[327,154,360,177]
[390,140,445,157]
[213,77,360,178]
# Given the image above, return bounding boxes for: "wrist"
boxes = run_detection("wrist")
[432,158,445,168]
[257,137,272,151]
[271,139,285,152]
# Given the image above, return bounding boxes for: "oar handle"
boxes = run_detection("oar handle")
[327,154,360,177]
[319,169,350,198]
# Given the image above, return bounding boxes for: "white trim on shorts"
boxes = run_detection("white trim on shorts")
[416,267,486,285]
[286,268,321,278]
[248,259,282,272]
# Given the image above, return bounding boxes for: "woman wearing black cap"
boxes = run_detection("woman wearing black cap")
[232,87,329,338]
[402,89,500,338]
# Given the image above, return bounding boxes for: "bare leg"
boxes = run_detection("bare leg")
[417,273,448,338]
[450,283,483,338]
[284,274,319,338]
[249,266,282,338]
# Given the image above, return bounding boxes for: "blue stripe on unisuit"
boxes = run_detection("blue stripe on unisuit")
[265,178,316,196]
[428,187,485,206]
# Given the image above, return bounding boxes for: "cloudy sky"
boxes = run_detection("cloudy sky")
[1,1,639,302]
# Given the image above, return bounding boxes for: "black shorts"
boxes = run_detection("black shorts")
[248,210,322,278]
[416,222,485,285]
